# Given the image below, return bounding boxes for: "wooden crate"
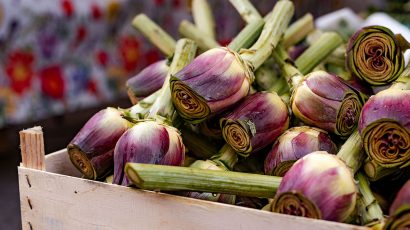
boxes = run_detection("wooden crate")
[18,127,368,230]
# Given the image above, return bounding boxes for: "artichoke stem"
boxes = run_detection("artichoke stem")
[227,19,265,52]
[240,0,294,70]
[283,13,314,49]
[179,20,219,51]
[147,39,197,123]
[336,130,365,174]
[132,14,176,57]
[356,172,384,226]
[229,0,262,24]
[192,0,216,39]
[125,163,281,198]
[363,159,400,181]
[210,144,238,170]
[295,32,343,75]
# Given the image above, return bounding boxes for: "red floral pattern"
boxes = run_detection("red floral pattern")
[118,36,140,73]
[5,50,35,95]
[39,65,65,99]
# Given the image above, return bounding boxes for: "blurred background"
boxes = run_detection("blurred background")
[0,0,409,229]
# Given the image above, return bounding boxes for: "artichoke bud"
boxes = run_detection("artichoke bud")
[170,47,253,124]
[359,89,410,170]
[67,107,131,180]
[126,60,169,104]
[271,151,357,222]
[184,160,236,204]
[264,126,337,176]
[220,92,289,156]
[384,180,410,230]
[113,121,185,186]
[346,26,405,86]
[291,71,363,137]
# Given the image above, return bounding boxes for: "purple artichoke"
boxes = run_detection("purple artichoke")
[126,60,169,104]
[113,121,185,186]
[291,70,363,137]
[67,107,131,179]
[271,151,357,222]
[170,47,253,124]
[384,180,410,229]
[264,126,337,176]
[359,89,410,170]
[220,92,289,156]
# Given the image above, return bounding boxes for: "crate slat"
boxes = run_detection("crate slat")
[18,150,368,230]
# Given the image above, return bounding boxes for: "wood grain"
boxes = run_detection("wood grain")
[19,127,45,170]
[18,150,368,230]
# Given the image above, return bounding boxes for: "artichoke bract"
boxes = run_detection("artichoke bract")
[346,26,405,86]
[264,126,337,176]
[385,180,410,230]
[170,47,253,124]
[126,60,169,104]
[271,151,357,222]
[67,107,131,180]
[113,121,185,186]
[220,92,289,156]
[359,89,410,170]
[291,71,363,137]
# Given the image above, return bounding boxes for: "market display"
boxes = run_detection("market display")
[66,0,410,228]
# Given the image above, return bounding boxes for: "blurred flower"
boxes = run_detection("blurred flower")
[39,65,65,99]
[5,50,35,95]
[119,35,140,73]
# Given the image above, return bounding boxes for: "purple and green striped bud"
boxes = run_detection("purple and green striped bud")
[264,126,337,176]
[220,92,289,156]
[271,151,357,222]
[170,47,253,124]
[346,26,405,86]
[126,60,169,104]
[359,89,410,170]
[291,71,363,137]
[67,107,131,180]
[113,121,185,186]
[384,180,410,230]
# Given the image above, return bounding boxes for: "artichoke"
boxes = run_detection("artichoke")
[220,92,289,156]
[271,151,357,222]
[359,88,410,175]
[113,121,185,186]
[291,71,363,137]
[126,60,169,104]
[346,26,405,86]
[170,47,253,124]
[264,126,337,176]
[67,107,131,180]
[384,180,410,230]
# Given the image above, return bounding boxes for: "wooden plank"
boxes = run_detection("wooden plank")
[19,126,45,170]
[45,149,82,177]
[18,166,367,230]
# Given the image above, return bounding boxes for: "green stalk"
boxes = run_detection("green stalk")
[192,0,216,39]
[125,163,281,198]
[132,14,176,57]
[122,90,161,123]
[229,0,262,23]
[179,20,220,50]
[356,172,384,226]
[271,46,304,90]
[227,19,265,52]
[147,39,197,124]
[363,159,399,181]
[295,32,344,75]
[336,130,365,174]
[241,0,294,70]
[283,13,315,48]
[210,144,238,170]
